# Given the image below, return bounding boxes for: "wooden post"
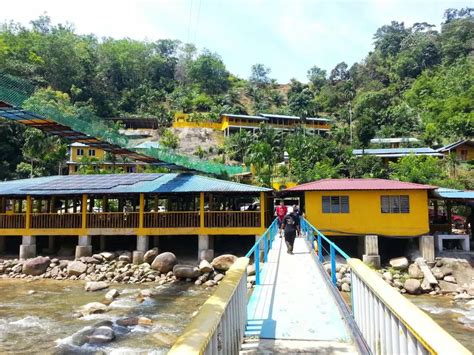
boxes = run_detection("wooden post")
[154,195,159,211]
[446,201,452,233]
[139,193,145,229]
[200,192,205,229]
[82,194,87,230]
[102,196,107,213]
[25,195,31,230]
[260,192,265,228]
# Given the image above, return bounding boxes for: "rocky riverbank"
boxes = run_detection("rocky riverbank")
[0,249,256,289]
[328,256,474,301]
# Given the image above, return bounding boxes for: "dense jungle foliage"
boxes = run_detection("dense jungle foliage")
[0,9,472,188]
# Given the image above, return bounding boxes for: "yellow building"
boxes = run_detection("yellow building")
[67,142,162,174]
[285,179,435,237]
[437,139,474,162]
[173,112,331,136]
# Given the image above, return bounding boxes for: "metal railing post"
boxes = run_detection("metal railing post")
[317,232,323,262]
[330,244,337,285]
[263,232,268,262]
[255,243,260,285]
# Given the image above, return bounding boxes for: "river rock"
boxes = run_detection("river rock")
[173,264,200,279]
[199,260,213,274]
[214,273,225,282]
[341,283,351,292]
[144,248,159,264]
[67,261,87,276]
[138,317,153,326]
[408,264,423,279]
[151,252,177,273]
[465,300,474,309]
[153,332,178,347]
[404,279,421,294]
[211,254,237,271]
[438,280,459,293]
[118,253,131,263]
[468,286,474,297]
[78,302,108,317]
[87,325,115,344]
[22,256,50,276]
[443,275,457,284]
[100,252,115,261]
[85,281,109,292]
[389,257,409,270]
[382,272,393,281]
[105,289,119,300]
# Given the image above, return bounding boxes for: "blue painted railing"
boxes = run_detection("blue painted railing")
[245,218,278,285]
[300,217,349,286]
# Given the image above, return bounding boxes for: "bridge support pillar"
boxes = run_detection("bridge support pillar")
[419,235,435,262]
[133,235,149,264]
[20,235,36,260]
[198,234,214,262]
[75,235,92,259]
[362,235,380,268]
[100,236,106,251]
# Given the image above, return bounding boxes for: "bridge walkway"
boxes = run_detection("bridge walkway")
[242,236,359,354]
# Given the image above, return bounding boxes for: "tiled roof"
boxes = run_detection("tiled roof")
[285,179,436,191]
[0,173,271,196]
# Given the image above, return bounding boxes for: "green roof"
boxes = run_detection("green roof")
[0,173,271,196]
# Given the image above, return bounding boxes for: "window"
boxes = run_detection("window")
[88,149,96,157]
[381,195,409,213]
[77,149,84,156]
[322,196,349,213]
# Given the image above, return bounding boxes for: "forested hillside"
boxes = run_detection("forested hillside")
[0,9,472,188]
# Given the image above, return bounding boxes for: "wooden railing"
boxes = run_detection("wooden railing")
[0,213,26,229]
[144,212,199,228]
[30,213,82,229]
[87,212,139,229]
[205,211,261,228]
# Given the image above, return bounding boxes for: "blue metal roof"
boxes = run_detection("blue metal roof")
[0,174,271,196]
[434,188,474,200]
[353,148,443,156]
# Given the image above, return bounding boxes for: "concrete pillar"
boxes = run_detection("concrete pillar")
[362,235,381,268]
[133,235,149,264]
[419,235,435,262]
[198,234,214,262]
[20,235,36,260]
[100,236,106,251]
[75,235,92,259]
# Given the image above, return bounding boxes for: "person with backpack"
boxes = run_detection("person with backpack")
[275,201,288,237]
[281,207,301,254]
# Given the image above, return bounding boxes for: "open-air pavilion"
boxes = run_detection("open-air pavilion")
[0,173,272,261]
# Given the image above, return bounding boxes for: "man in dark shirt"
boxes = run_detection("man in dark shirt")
[281,208,301,254]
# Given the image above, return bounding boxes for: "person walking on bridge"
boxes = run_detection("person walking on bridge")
[281,207,300,254]
[275,201,288,237]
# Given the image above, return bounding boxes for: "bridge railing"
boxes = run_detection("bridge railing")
[245,218,278,285]
[301,217,471,355]
[168,257,249,355]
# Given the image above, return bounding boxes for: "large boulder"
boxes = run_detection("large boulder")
[199,260,214,274]
[438,280,459,293]
[151,252,177,273]
[408,264,424,279]
[144,248,159,264]
[77,302,108,317]
[67,261,87,276]
[85,281,109,292]
[211,254,237,271]
[404,279,421,295]
[389,257,409,270]
[22,256,50,276]
[173,264,200,279]
[87,325,115,344]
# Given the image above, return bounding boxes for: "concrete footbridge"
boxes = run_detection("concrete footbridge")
[169,219,471,355]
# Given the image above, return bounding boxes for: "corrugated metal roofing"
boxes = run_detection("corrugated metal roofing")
[0,173,270,195]
[437,139,473,152]
[353,147,443,156]
[285,179,436,191]
[433,188,474,200]
[370,137,419,144]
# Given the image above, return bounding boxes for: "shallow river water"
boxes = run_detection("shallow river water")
[0,279,212,354]
[408,295,474,352]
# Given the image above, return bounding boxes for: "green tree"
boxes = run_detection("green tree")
[188,50,230,95]
[307,65,327,91]
[389,155,446,184]
[160,128,179,150]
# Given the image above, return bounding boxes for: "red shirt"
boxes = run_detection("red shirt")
[276,205,288,221]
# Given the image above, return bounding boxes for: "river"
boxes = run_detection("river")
[408,295,474,352]
[0,279,212,354]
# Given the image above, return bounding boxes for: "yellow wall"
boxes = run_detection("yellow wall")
[71,146,105,162]
[304,189,429,237]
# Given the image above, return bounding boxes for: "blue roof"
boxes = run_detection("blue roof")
[0,174,270,196]
[434,188,474,200]
[353,148,443,157]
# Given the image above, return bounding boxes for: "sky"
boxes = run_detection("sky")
[1,0,471,83]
